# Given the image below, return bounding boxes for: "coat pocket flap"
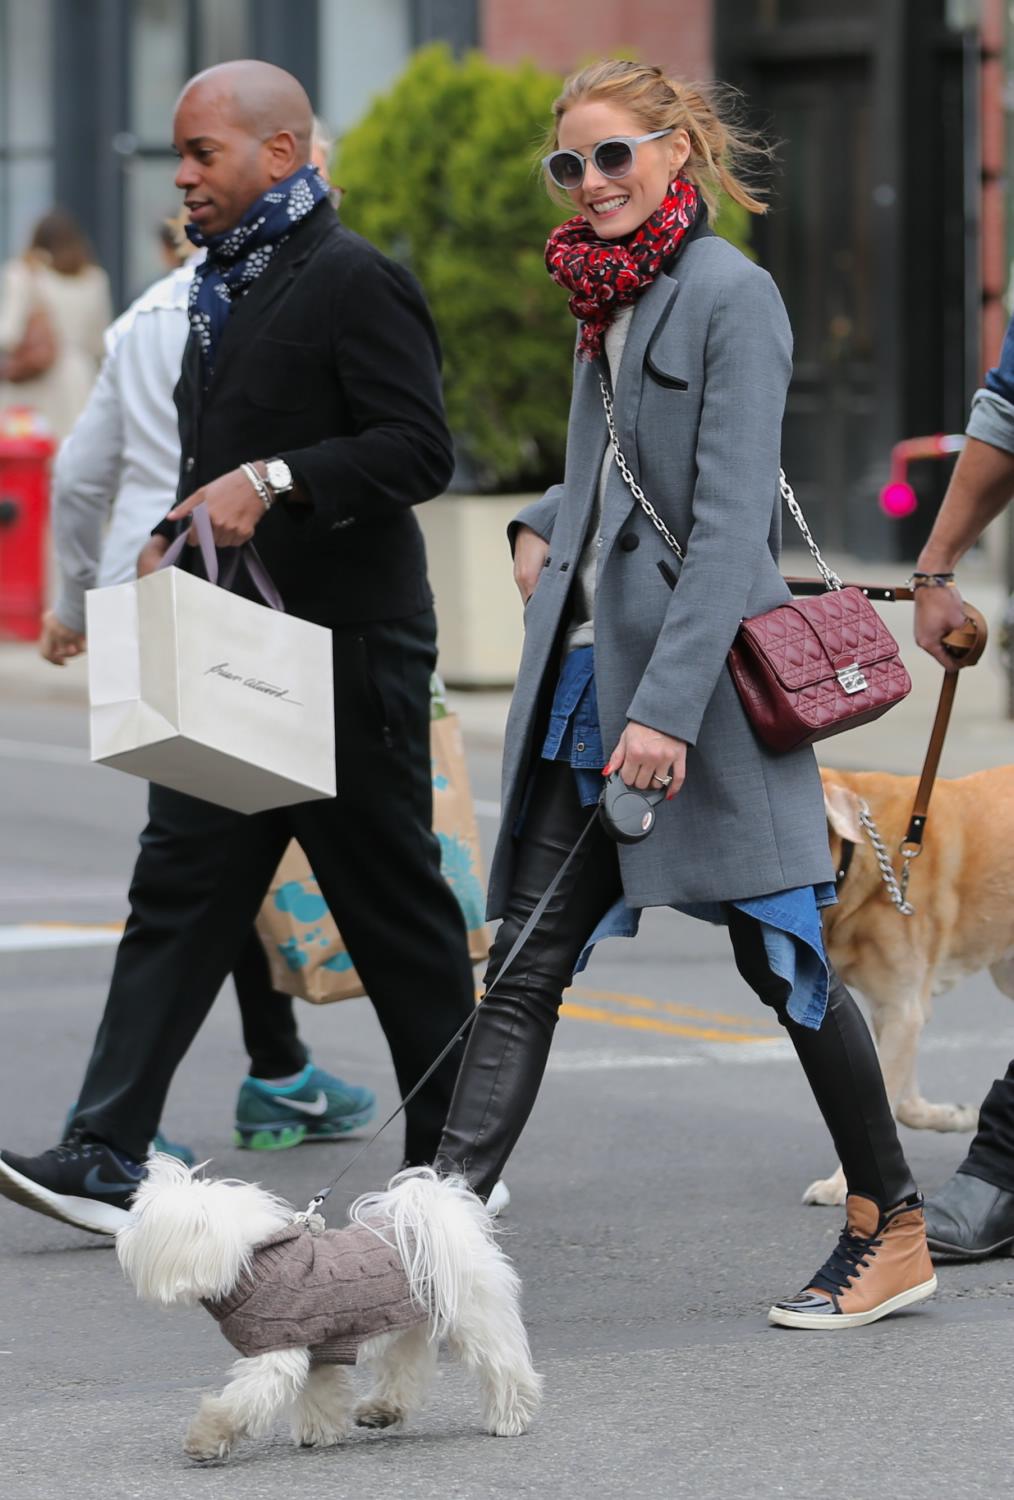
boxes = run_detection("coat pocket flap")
[645,350,689,390]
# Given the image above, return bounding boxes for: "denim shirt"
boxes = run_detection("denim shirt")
[539,650,836,1029]
[966,310,1014,455]
[540,647,606,806]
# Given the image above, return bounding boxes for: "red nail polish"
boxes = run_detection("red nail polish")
[601,764,612,776]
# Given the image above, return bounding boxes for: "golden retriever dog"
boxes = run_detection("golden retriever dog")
[808,765,1014,1206]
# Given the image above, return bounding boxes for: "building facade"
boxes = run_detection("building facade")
[0,0,478,303]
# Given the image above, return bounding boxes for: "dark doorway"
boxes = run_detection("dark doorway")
[754,57,874,551]
[716,0,975,562]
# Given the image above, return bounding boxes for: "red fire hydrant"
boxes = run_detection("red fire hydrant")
[0,407,56,641]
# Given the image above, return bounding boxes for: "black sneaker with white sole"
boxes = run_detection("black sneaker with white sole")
[0,1134,145,1235]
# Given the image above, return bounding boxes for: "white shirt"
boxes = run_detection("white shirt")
[51,256,200,631]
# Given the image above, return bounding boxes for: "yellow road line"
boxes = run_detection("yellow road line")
[567,984,779,1033]
[30,922,124,933]
[560,1002,782,1044]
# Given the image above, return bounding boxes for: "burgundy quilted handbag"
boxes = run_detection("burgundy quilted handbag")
[599,379,912,754]
[726,587,911,753]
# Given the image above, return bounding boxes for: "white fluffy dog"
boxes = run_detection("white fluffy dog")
[116,1157,541,1461]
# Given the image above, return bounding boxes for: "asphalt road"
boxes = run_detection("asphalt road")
[1,698,1013,1500]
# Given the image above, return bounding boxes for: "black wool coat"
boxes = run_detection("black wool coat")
[166,200,454,627]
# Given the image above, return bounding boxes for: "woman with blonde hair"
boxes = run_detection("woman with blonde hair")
[0,208,112,438]
[434,60,935,1330]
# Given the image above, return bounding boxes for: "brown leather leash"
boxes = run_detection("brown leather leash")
[787,578,988,910]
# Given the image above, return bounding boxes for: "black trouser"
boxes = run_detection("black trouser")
[435,760,916,1207]
[232,931,307,1081]
[70,610,475,1166]
[958,1060,1014,1194]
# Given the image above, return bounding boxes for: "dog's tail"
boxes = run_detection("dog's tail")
[350,1168,511,1339]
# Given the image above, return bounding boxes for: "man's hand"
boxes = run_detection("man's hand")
[138,535,171,577]
[914,584,969,670]
[606,722,687,800]
[167,467,267,547]
[38,611,85,666]
[513,524,550,604]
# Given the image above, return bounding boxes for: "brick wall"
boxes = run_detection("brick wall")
[480,0,714,81]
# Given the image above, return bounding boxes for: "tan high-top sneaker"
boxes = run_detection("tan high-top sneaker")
[768,1193,937,1329]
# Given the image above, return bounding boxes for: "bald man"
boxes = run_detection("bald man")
[0,62,477,1234]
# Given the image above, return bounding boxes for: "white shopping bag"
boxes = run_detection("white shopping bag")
[86,507,335,814]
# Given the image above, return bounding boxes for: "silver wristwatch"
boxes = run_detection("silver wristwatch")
[263,458,294,498]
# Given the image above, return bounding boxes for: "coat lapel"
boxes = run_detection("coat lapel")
[206,204,334,394]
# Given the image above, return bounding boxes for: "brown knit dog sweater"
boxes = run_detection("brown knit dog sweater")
[202,1221,426,1363]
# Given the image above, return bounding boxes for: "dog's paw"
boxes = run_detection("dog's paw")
[484,1379,542,1437]
[184,1401,236,1462]
[183,1428,233,1463]
[487,1410,531,1438]
[294,1421,348,1449]
[802,1170,847,1207]
[896,1098,979,1133]
[354,1401,405,1430]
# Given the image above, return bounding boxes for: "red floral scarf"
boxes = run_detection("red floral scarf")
[545,178,700,361]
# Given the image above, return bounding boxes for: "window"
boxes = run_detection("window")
[0,0,55,260]
[319,0,412,137]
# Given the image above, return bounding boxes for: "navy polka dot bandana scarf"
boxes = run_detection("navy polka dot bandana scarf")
[185,164,329,381]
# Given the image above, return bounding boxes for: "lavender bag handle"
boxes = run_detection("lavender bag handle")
[158,500,218,581]
[157,501,285,612]
[219,543,286,613]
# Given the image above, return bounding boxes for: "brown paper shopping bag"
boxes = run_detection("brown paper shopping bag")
[256,711,489,1003]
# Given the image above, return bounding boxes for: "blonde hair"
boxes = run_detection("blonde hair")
[542,60,770,220]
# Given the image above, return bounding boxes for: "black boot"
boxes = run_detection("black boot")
[924,1171,1014,1260]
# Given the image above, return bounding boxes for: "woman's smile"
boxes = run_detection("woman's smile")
[588,193,631,219]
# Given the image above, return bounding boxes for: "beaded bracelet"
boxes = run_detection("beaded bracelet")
[908,571,956,589]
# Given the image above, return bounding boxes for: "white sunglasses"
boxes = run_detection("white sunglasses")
[543,129,673,190]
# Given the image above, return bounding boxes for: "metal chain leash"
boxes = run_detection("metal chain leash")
[599,378,845,593]
[858,800,916,916]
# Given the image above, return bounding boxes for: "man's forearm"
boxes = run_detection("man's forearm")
[916,436,1014,572]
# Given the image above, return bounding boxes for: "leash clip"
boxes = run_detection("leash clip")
[292,1192,329,1233]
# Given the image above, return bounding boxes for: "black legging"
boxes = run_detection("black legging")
[435,759,915,1207]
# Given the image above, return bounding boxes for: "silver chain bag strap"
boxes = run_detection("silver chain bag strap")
[598,376,843,589]
[596,376,911,754]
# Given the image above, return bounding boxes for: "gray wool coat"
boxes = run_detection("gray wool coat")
[487,232,835,916]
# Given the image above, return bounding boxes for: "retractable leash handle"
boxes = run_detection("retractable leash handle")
[299,771,671,1219]
[598,770,666,843]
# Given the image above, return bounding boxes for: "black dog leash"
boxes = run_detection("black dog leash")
[298,773,667,1219]
[299,806,599,1217]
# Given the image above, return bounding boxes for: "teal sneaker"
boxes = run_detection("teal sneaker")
[63,1105,195,1168]
[234,1064,376,1151]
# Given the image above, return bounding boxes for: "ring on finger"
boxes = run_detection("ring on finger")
[651,772,673,788]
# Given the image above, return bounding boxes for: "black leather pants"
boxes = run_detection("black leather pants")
[435,759,916,1207]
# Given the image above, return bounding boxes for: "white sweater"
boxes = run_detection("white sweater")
[564,305,634,651]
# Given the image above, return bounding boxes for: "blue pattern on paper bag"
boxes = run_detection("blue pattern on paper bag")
[323,951,355,974]
[278,937,308,972]
[274,881,328,923]
[438,832,484,931]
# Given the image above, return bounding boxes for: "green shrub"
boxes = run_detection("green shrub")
[337,45,754,492]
